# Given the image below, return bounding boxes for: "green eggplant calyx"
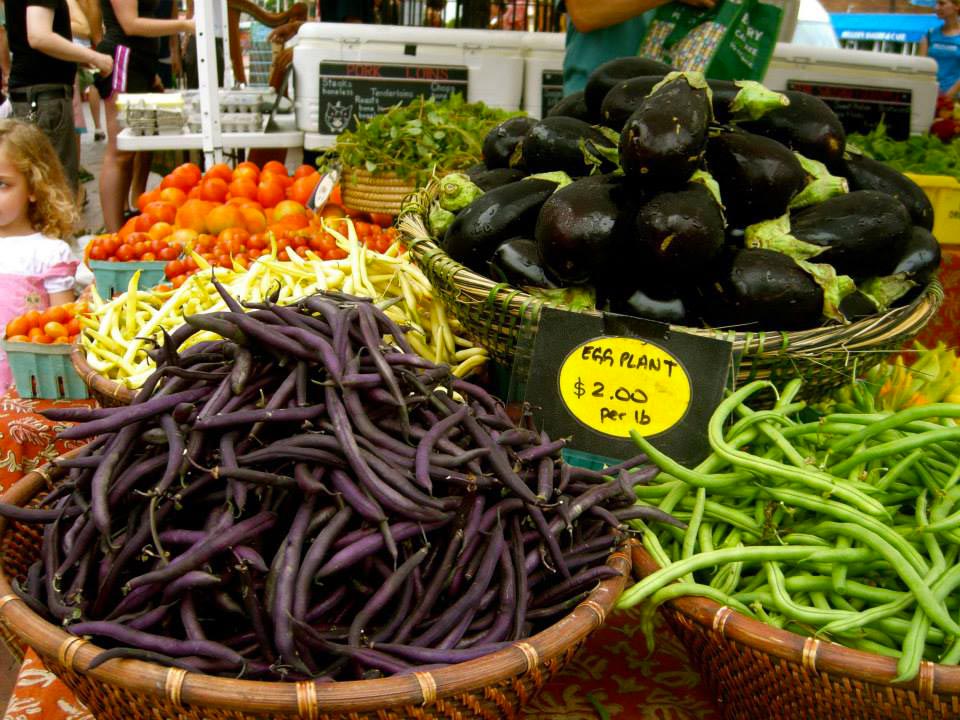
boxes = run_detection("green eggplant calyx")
[580,135,620,175]
[650,71,714,120]
[525,171,574,189]
[860,274,917,313]
[797,260,856,323]
[794,152,831,180]
[690,169,724,208]
[745,214,826,261]
[438,173,484,212]
[789,176,849,210]
[527,285,597,312]
[428,203,456,238]
[730,81,789,121]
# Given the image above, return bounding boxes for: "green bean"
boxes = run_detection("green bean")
[638,582,754,652]
[830,428,960,477]
[751,602,786,629]
[831,535,851,594]
[829,593,859,613]
[761,486,928,575]
[681,488,707,582]
[781,533,832,547]
[631,431,750,490]
[914,461,944,494]
[810,591,832,612]
[830,404,960,455]
[765,562,851,624]
[707,382,887,517]
[848,637,901,658]
[940,635,960,665]
[711,556,743,596]
[619,545,839,609]
[814,522,960,636]
[896,606,931,681]
[633,481,683,500]
[730,408,808,469]
[780,422,871,440]
[676,496,762,537]
[636,521,672,569]
[875,449,924,492]
[697,521,714,555]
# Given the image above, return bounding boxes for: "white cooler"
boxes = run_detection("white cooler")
[520,32,565,119]
[764,43,938,138]
[294,23,525,149]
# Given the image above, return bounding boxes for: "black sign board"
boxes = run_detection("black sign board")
[521,308,732,467]
[318,61,469,135]
[787,79,912,140]
[541,70,564,116]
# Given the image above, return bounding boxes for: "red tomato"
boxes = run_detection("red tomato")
[158,246,180,261]
[165,259,185,279]
[115,244,135,261]
[141,252,157,261]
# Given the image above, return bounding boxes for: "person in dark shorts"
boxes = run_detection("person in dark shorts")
[4,0,112,193]
[94,0,193,232]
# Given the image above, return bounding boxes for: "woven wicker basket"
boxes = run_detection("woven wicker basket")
[0,462,632,720]
[69,344,137,408]
[399,181,944,402]
[341,167,418,217]
[631,544,960,720]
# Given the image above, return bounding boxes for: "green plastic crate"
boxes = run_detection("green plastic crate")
[2,340,88,400]
[88,260,168,298]
[562,448,623,472]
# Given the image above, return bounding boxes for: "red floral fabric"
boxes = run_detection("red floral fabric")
[916,247,960,348]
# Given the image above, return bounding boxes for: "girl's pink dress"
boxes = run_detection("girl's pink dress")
[0,234,78,391]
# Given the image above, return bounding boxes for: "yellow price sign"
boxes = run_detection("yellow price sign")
[557,336,692,439]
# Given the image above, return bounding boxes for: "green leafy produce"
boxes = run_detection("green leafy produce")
[326,94,522,186]
[848,120,960,179]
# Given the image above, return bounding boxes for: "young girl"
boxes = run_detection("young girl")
[0,119,80,390]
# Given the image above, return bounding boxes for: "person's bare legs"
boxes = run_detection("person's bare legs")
[87,85,103,138]
[100,93,136,232]
[130,150,153,207]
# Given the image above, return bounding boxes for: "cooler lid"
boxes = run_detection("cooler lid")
[296,22,527,51]
[771,42,937,76]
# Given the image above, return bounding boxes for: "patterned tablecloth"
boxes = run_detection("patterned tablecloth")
[1,247,959,720]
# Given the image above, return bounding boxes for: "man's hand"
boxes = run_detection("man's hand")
[90,50,112,76]
[679,0,716,8]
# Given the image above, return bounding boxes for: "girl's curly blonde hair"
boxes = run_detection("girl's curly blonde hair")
[0,119,77,239]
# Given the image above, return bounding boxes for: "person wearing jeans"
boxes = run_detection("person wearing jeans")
[4,0,112,194]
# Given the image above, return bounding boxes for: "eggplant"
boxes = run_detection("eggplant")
[701,248,825,330]
[488,237,557,289]
[443,178,558,273]
[599,76,662,131]
[518,117,617,177]
[633,176,726,279]
[468,167,527,191]
[546,91,594,123]
[784,190,912,280]
[840,153,934,231]
[894,225,941,287]
[584,57,673,117]
[536,177,633,285]
[482,116,537,169]
[737,90,846,169]
[706,129,807,227]
[619,72,711,188]
[602,78,788,133]
[608,283,693,325]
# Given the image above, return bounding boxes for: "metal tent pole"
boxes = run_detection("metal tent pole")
[195,0,223,165]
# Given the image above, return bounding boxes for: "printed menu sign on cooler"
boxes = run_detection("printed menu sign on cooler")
[522,308,732,466]
[317,61,468,135]
[787,79,912,140]
[541,70,564,116]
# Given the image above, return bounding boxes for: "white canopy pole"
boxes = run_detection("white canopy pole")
[195,0,223,165]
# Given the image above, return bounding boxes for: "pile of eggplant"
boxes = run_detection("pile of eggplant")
[430,57,941,331]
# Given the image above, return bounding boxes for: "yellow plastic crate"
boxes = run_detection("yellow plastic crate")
[905,173,960,244]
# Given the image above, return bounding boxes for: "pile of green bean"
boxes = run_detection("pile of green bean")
[617,378,960,682]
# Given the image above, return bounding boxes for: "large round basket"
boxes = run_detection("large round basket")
[631,544,960,720]
[0,462,631,720]
[70,344,136,407]
[341,167,418,217]
[399,181,944,403]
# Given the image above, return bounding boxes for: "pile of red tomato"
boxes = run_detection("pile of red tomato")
[4,303,87,344]
[85,160,399,287]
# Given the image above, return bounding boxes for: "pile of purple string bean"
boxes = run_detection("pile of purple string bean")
[1,286,678,681]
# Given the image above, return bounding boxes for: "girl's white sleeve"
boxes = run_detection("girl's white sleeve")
[39,240,80,294]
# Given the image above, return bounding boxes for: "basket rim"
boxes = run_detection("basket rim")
[630,542,960,696]
[0,461,632,715]
[69,344,137,405]
[398,180,944,358]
